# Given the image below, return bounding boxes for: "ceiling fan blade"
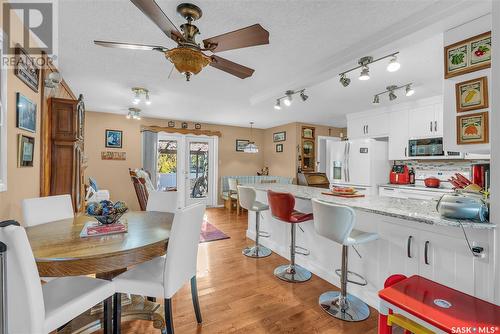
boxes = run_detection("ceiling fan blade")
[130,0,184,42]
[94,40,168,52]
[203,24,269,53]
[210,55,254,79]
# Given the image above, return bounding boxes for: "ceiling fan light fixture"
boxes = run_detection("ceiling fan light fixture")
[359,66,370,81]
[166,47,212,81]
[405,84,415,97]
[387,56,401,72]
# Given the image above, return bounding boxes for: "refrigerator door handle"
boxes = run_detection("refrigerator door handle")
[343,142,348,181]
[346,142,350,182]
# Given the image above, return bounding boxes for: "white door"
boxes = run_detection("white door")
[433,103,444,137]
[388,109,409,160]
[184,136,218,207]
[365,113,390,138]
[347,117,367,139]
[346,140,371,186]
[409,105,436,138]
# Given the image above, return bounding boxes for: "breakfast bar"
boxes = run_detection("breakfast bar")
[245,183,496,308]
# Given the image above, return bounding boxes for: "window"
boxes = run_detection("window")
[0,31,7,192]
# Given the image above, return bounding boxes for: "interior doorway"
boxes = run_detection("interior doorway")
[157,133,218,207]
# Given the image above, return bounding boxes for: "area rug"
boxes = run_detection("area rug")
[200,219,230,243]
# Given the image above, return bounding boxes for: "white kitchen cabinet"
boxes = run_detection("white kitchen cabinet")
[347,112,389,139]
[388,109,409,160]
[408,104,443,138]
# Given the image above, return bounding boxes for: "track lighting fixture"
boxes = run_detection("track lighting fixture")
[387,56,401,72]
[372,83,414,105]
[274,89,309,109]
[131,87,151,106]
[405,84,415,97]
[274,99,281,110]
[339,52,400,87]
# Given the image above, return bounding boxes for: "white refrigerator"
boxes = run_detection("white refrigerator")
[326,139,390,194]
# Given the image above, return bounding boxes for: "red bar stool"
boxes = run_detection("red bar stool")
[267,190,313,283]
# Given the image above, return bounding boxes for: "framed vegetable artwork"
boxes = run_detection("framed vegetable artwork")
[455,76,488,113]
[444,31,491,79]
[456,112,489,145]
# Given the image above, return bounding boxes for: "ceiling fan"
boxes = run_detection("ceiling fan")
[94,0,270,81]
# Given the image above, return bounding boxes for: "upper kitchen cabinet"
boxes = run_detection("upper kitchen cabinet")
[347,112,389,139]
[408,102,443,139]
[388,109,409,160]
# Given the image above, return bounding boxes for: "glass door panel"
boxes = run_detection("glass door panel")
[186,138,211,206]
[157,138,178,191]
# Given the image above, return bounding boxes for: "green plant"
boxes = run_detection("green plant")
[158,154,177,173]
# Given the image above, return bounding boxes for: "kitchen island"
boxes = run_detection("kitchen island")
[244,183,496,308]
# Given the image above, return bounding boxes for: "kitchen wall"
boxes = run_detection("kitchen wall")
[84,111,265,210]
[0,10,75,222]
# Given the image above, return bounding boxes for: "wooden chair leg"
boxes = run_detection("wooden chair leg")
[190,276,202,324]
[236,199,240,215]
[103,296,112,334]
[113,293,121,334]
[164,298,174,334]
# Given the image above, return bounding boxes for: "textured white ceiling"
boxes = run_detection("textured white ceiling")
[56,0,491,128]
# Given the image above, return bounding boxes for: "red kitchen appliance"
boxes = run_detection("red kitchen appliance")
[390,165,410,185]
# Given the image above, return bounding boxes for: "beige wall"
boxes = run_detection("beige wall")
[84,112,265,210]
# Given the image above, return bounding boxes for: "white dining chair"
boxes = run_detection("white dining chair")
[22,194,74,227]
[112,203,206,334]
[0,220,115,334]
[146,190,179,213]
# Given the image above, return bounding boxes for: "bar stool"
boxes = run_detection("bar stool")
[267,190,313,283]
[238,186,272,258]
[312,198,379,322]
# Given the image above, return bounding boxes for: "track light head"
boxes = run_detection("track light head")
[389,91,397,101]
[387,56,401,72]
[284,90,293,106]
[405,84,415,97]
[359,66,370,81]
[339,74,351,87]
[300,91,308,102]
[372,95,380,105]
[274,99,281,110]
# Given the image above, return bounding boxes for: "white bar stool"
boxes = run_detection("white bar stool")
[312,198,379,322]
[237,186,272,258]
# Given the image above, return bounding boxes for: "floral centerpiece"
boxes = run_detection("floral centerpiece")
[86,200,128,225]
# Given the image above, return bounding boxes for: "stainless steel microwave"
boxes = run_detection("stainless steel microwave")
[408,138,444,157]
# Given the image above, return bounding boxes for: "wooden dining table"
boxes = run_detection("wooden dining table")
[26,211,174,334]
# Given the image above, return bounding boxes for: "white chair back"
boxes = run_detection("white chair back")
[146,190,179,213]
[228,178,238,193]
[0,224,45,333]
[22,195,74,227]
[311,198,355,245]
[237,186,256,211]
[163,203,206,298]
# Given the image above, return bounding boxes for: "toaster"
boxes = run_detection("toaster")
[436,193,489,222]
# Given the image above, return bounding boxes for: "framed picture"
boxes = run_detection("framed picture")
[195,123,201,130]
[276,144,283,153]
[273,131,286,142]
[105,129,123,148]
[16,93,37,132]
[302,127,314,139]
[18,134,35,167]
[444,31,491,79]
[455,76,488,113]
[168,121,175,128]
[181,122,188,129]
[14,46,40,92]
[456,112,489,145]
[235,139,249,152]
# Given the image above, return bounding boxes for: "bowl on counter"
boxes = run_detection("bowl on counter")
[424,177,441,188]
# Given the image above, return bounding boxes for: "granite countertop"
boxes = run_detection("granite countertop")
[246,183,495,230]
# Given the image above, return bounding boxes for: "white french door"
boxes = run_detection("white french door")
[157,133,218,207]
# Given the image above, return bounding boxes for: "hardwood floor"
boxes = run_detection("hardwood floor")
[119,208,380,333]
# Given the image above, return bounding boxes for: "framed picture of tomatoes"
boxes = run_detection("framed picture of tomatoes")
[456,112,489,145]
[444,31,491,79]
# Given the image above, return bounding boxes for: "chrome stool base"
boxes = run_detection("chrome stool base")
[242,245,272,258]
[274,264,311,283]
[319,291,370,322]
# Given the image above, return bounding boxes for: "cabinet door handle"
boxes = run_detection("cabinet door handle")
[424,241,430,265]
[366,125,369,134]
[434,121,437,132]
[430,121,433,132]
[407,236,413,258]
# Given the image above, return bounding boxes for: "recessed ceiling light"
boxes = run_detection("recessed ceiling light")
[387,56,401,72]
